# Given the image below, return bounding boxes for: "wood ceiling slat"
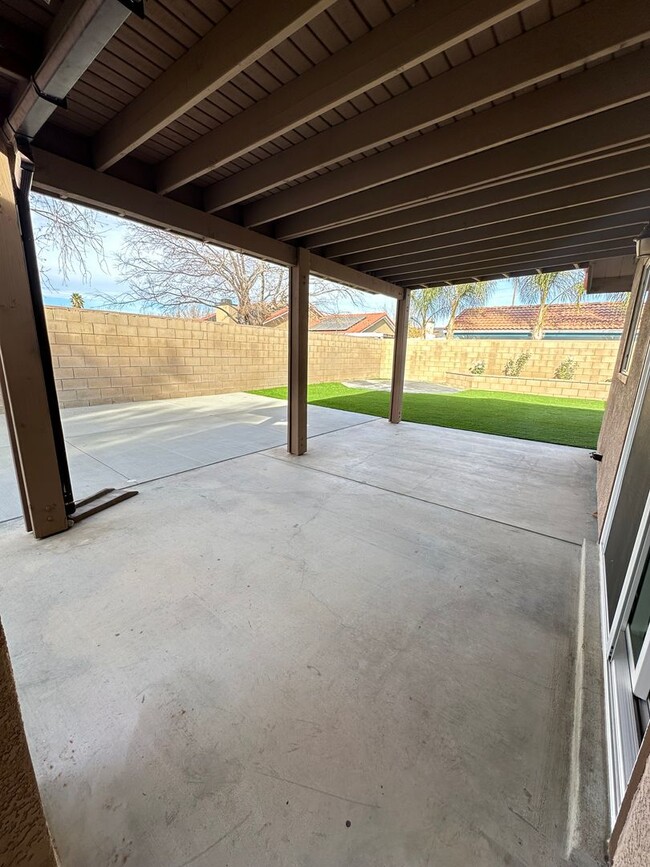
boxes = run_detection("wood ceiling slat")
[329,1,372,41]
[521,0,552,29]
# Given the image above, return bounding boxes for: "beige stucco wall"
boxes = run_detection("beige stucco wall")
[39,307,620,409]
[596,286,650,530]
[0,621,57,866]
[613,758,650,867]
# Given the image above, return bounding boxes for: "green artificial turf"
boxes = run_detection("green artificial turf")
[250,382,605,449]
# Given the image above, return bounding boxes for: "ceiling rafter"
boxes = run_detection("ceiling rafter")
[251,48,650,232]
[305,148,650,251]
[93,0,335,171]
[272,97,650,240]
[203,0,645,211]
[157,0,538,194]
[351,194,650,271]
[373,216,648,279]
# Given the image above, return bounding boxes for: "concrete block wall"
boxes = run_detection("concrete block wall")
[34,308,619,409]
[379,337,619,386]
[445,372,610,401]
[45,307,385,408]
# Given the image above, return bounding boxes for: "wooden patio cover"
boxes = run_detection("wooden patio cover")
[0,0,649,537]
[1,0,649,290]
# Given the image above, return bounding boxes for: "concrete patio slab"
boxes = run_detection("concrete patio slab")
[0,393,375,523]
[268,418,598,545]
[0,416,603,866]
[343,378,459,394]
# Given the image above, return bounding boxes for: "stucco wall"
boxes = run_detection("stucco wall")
[596,283,650,530]
[0,622,57,866]
[613,757,650,867]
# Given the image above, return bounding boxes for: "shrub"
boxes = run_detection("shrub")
[504,351,531,377]
[554,356,579,380]
[468,360,486,375]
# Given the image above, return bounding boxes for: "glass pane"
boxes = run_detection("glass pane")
[629,552,650,665]
[621,266,650,376]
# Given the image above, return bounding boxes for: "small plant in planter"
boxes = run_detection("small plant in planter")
[468,360,486,375]
[554,356,579,380]
[504,350,531,377]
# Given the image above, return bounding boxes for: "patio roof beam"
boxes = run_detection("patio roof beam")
[331,163,650,263]
[3,0,139,143]
[248,47,650,230]
[362,203,650,274]
[204,0,644,211]
[309,254,403,300]
[93,0,333,172]
[303,147,650,251]
[158,0,537,195]
[0,17,43,83]
[273,98,650,240]
[29,149,404,302]
[398,242,635,288]
[384,225,640,281]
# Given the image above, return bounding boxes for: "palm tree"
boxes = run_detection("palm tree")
[70,292,85,308]
[409,286,448,338]
[515,271,584,339]
[442,282,495,339]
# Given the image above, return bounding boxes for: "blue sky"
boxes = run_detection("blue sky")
[32,196,582,316]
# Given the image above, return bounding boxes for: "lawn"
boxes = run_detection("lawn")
[250,382,605,449]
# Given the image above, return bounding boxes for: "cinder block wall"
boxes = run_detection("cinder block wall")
[41,307,619,409]
[45,307,385,408]
[446,372,610,401]
[380,337,619,386]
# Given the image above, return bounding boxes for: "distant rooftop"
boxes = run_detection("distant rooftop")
[455,302,627,332]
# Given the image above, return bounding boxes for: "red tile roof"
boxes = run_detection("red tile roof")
[454,302,626,332]
[311,311,394,333]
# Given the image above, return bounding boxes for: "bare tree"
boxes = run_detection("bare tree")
[30,193,108,288]
[113,223,355,323]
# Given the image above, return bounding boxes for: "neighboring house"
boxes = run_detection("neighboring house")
[453,302,626,339]
[202,298,239,323]
[263,305,324,328]
[309,311,395,337]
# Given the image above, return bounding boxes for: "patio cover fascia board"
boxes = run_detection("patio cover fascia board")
[30,148,405,301]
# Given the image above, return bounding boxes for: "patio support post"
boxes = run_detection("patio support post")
[288,247,310,455]
[390,289,411,423]
[0,146,68,538]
